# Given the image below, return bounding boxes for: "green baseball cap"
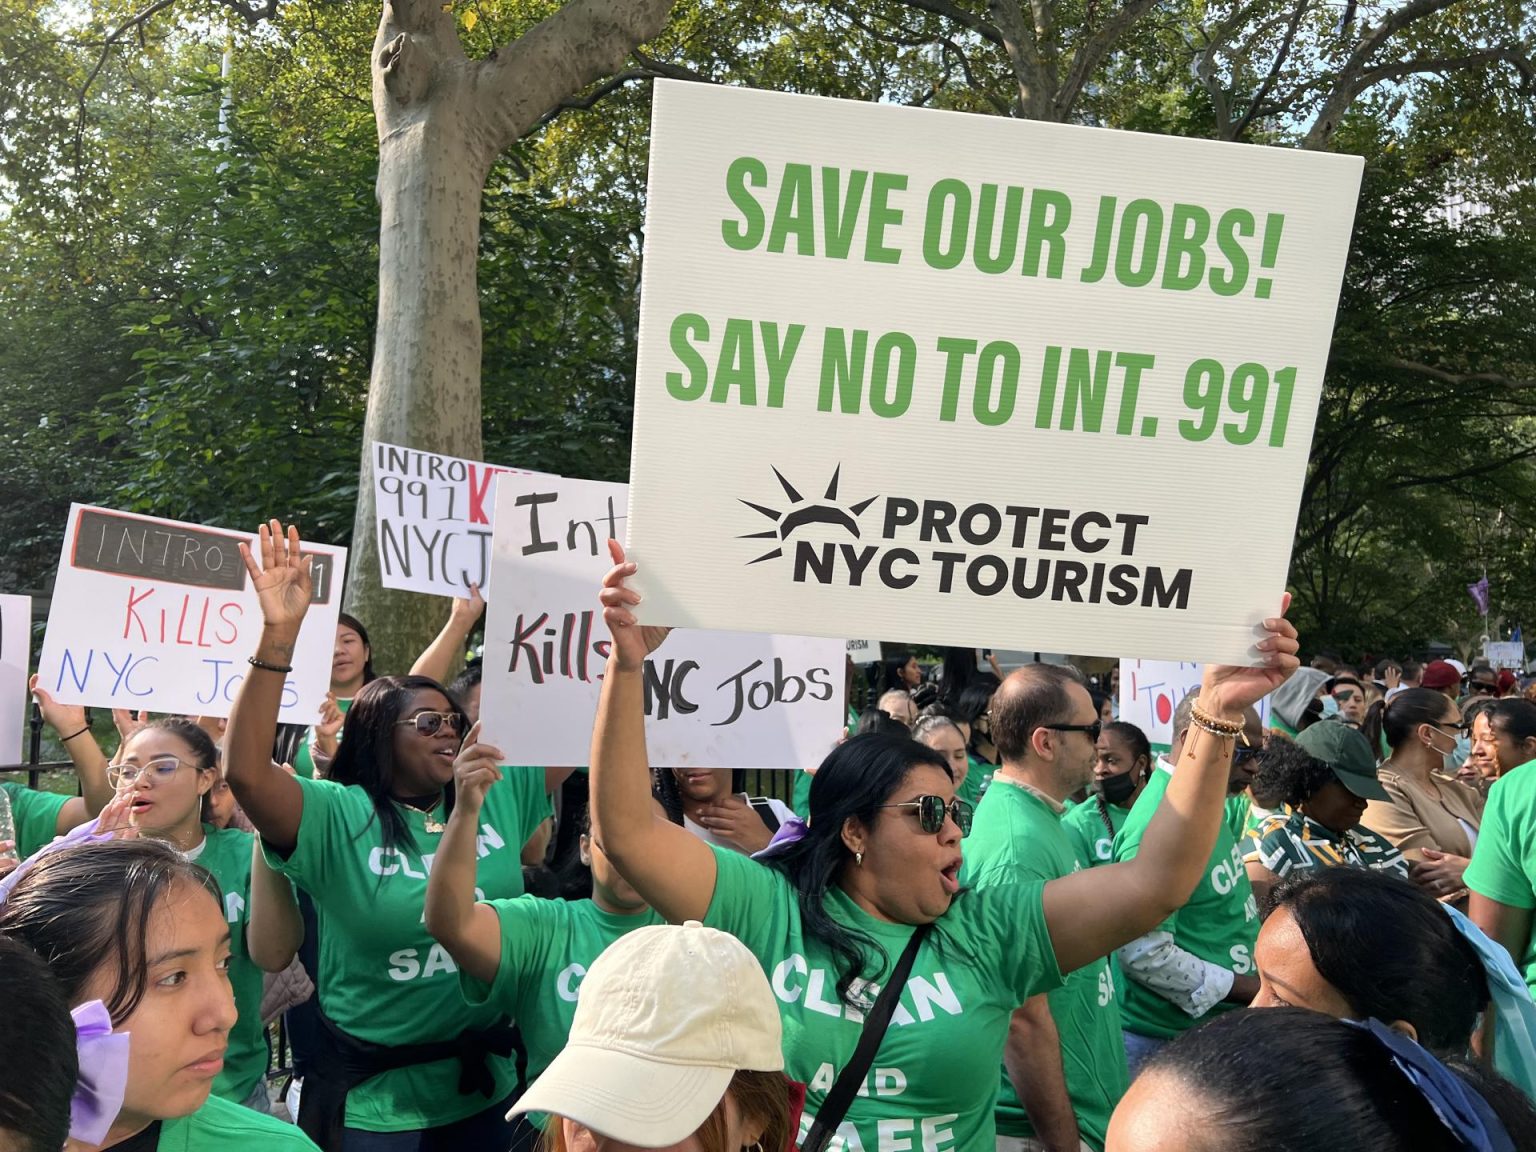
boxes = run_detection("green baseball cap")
[1295,721,1390,801]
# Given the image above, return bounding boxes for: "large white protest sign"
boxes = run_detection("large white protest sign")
[37,506,346,724]
[1485,641,1525,671]
[372,440,544,597]
[481,474,844,768]
[1119,658,1269,750]
[0,595,30,761]
[625,82,1361,665]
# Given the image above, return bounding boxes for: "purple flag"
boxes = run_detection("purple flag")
[1468,576,1491,616]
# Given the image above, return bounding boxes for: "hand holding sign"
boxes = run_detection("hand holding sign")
[599,541,672,673]
[452,721,504,816]
[29,674,86,739]
[1201,594,1298,717]
[240,521,314,633]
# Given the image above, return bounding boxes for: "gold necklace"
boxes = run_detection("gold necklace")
[397,795,446,834]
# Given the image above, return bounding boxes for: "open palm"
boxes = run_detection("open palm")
[240,520,314,629]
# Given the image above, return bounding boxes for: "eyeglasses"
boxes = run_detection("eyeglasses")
[1043,721,1103,742]
[1332,690,1361,703]
[109,755,191,788]
[1431,720,1471,734]
[395,711,465,737]
[877,795,974,837]
[1469,683,1498,695]
[1232,745,1263,766]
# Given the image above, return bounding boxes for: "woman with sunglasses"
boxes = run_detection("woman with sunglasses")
[105,718,303,1111]
[591,542,1298,1152]
[224,523,556,1152]
[1360,688,1484,903]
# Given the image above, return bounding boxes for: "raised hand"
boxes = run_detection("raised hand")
[238,520,313,632]
[452,721,504,815]
[314,692,345,758]
[1203,594,1300,717]
[599,540,671,674]
[451,582,486,630]
[29,674,86,737]
[112,708,150,743]
[95,788,141,840]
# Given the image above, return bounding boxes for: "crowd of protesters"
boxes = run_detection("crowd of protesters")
[4,519,1536,1152]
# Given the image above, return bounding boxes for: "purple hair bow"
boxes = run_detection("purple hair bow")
[752,816,810,860]
[70,1001,130,1145]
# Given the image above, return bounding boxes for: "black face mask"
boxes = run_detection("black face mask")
[1098,770,1139,806]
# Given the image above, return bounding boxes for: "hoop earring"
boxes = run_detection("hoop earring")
[746,1144,764,1152]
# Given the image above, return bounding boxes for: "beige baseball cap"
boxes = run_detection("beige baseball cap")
[508,920,784,1147]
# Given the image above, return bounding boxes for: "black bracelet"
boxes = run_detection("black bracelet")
[61,726,90,742]
[247,655,294,674]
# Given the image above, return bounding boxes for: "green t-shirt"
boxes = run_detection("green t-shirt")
[461,897,663,1080]
[267,770,546,1131]
[963,782,1127,1151]
[791,769,814,819]
[1465,768,1536,994]
[1,781,68,857]
[1112,767,1259,1040]
[1061,800,1129,868]
[705,846,1062,1152]
[194,826,270,1103]
[957,755,996,812]
[156,1092,318,1150]
[292,697,354,779]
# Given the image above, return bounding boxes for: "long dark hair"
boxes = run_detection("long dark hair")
[1366,687,1456,753]
[0,938,77,1152]
[766,733,951,1003]
[329,674,467,856]
[337,611,377,686]
[881,650,914,694]
[955,674,1001,761]
[1142,1008,1536,1150]
[937,647,979,704]
[0,839,221,1026]
[1269,868,1488,1055]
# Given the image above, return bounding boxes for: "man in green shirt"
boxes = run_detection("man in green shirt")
[964,665,1127,1152]
[1112,689,1263,1077]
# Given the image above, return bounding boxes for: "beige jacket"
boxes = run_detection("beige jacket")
[1362,764,1485,858]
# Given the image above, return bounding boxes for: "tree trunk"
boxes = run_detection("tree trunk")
[343,0,674,672]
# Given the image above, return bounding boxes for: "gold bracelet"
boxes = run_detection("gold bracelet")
[1190,700,1244,739]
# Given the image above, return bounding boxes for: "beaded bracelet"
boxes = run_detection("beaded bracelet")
[1190,700,1244,739]
[247,655,294,674]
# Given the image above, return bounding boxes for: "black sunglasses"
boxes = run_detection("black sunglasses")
[1044,721,1103,742]
[395,710,466,737]
[878,795,974,837]
[1233,745,1263,766]
[1431,719,1471,734]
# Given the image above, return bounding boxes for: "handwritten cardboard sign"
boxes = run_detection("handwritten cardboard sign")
[372,440,547,598]
[480,474,845,768]
[625,82,1362,665]
[37,505,346,724]
[1119,657,1270,750]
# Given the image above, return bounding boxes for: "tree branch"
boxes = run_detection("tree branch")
[1384,358,1536,391]
[1301,0,1461,147]
[629,47,713,83]
[987,0,1051,117]
[1054,0,1162,118]
[891,0,1006,46]
[475,0,676,156]
[1230,0,1308,139]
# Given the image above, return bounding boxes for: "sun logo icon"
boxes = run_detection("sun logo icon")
[739,465,878,565]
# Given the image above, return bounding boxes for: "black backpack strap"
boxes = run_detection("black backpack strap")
[800,923,933,1152]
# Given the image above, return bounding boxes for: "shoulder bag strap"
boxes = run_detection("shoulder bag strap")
[799,922,933,1152]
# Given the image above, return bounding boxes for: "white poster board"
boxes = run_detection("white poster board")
[1484,641,1525,671]
[372,440,545,597]
[1119,657,1269,750]
[481,474,845,768]
[625,82,1362,665]
[846,639,882,662]
[37,506,346,724]
[0,595,30,761]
